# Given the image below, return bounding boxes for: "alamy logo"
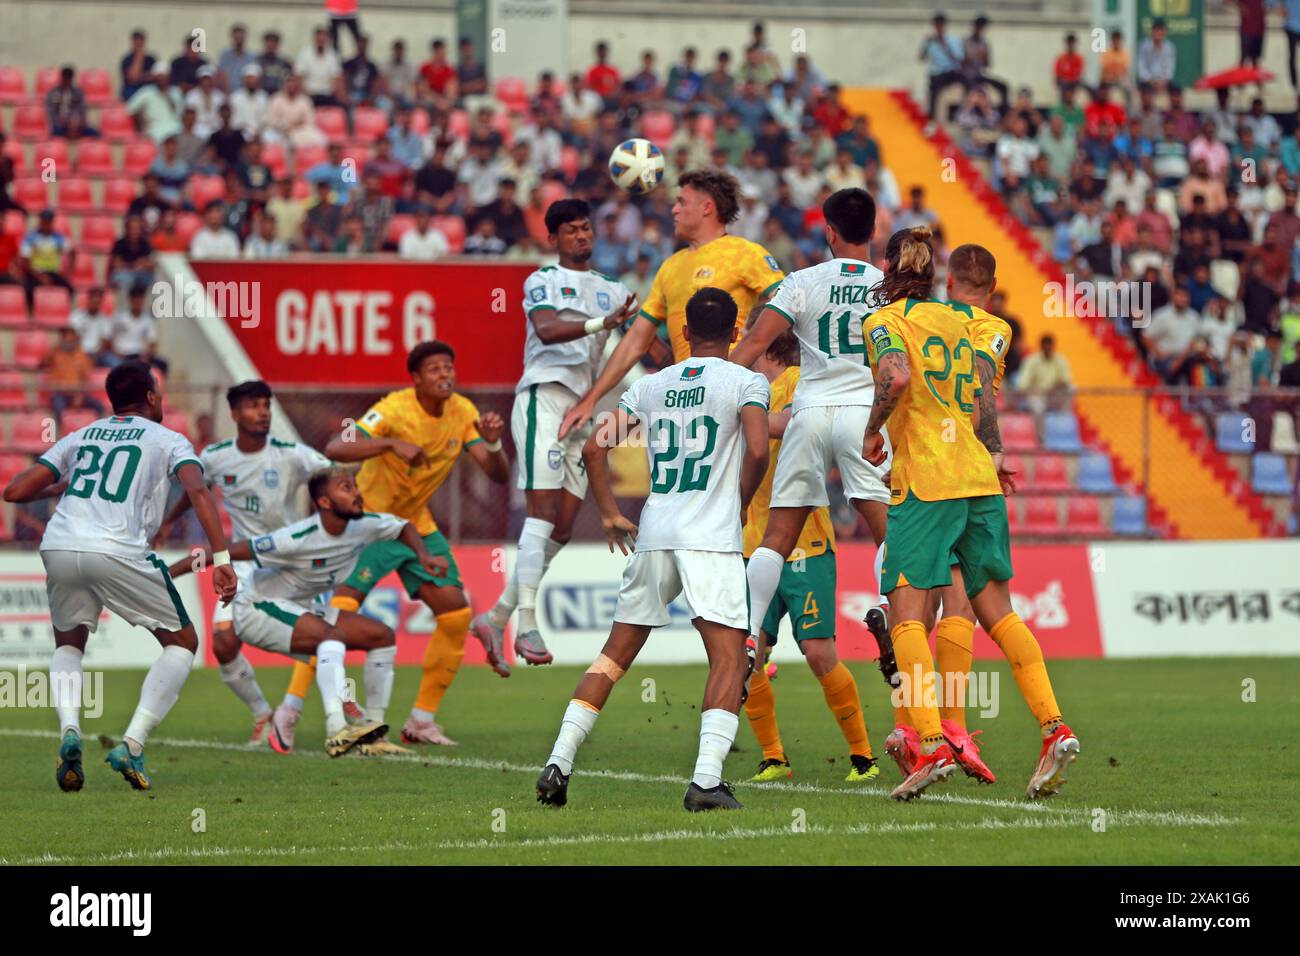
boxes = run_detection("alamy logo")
[49,886,151,936]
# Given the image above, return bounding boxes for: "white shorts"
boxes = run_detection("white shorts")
[613,549,749,630]
[771,405,892,508]
[512,382,590,497]
[41,549,191,633]
[232,594,339,659]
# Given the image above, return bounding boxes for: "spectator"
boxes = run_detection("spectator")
[186,67,226,138]
[1281,124,1300,179]
[752,115,791,171]
[955,86,1001,157]
[127,175,171,233]
[1128,221,1171,278]
[786,54,827,104]
[1100,30,1133,93]
[362,137,406,199]
[836,115,881,169]
[148,136,190,206]
[303,180,344,251]
[920,12,966,119]
[767,82,804,136]
[229,65,268,139]
[397,205,448,259]
[1133,84,1164,139]
[1179,158,1228,215]
[414,139,458,212]
[265,74,326,149]
[244,212,288,259]
[514,108,564,172]
[1018,334,1074,414]
[380,40,415,110]
[457,139,503,209]
[1078,218,1124,278]
[1052,32,1084,95]
[0,219,21,288]
[256,31,294,95]
[474,178,527,248]
[1242,97,1281,151]
[297,26,343,103]
[1204,88,1239,147]
[217,24,256,91]
[456,36,489,101]
[811,83,850,137]
[385,107,424,170]
[109,216,156,292]
[1105,155,1152,212]
[895,185,940,232]
[1146,285,1204,383]
[236,140,273,207]
[326,0,363,55]
[1084,84,1126,139]
[713,111,754,169]
[120,29,157,100]
[630,50,661,103]
[666,47,703,108]
[342,34,381,107]
[1240,255,1282,333]
[189,201,241,259]
[995,115,1039,189]
[42,328,102,417]
[148,208,188,252]
[46,66,94,139]
[1137,19,1177,96]
[207,104,247,170]
[732,184,768,243]
[825,150,866,193]
[173,108,207,167]
[620,251,656,305]
[107,285,166,373]
[1216,189,1254,263]
[342,172,394,247]
[464,216,507,255]
[70,287,114,362]
[962,14,1009,111]
[417,38,457,111]
[266,177,307,247]
[170,33,209,91]
[561,73,603,136]
[126,65,183,143]
[1236,0,1267,68]
[1163,85,1198,141]
[19,210,74,304]
[333,214,373,254]
[1152,116,1191,188]
[1189,119,1231,180]
[701,49,736,114]
[782,150,824,209]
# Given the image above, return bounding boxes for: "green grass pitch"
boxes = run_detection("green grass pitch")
[1,658,1295,865]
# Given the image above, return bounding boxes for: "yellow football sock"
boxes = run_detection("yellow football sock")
[935,616,975,729]
[892,620,943,745]
[819,662,871,758]
[413,606,472,715]
[989,612,1063,730]
[330,595,361,613]
[286,659,316,699]
[742,660,784,761]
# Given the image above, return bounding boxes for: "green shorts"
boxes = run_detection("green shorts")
[343,529,462,598]
[880,493,1012,599]
[752,550,837,643]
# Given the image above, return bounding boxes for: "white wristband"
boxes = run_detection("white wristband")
[212,550,231,567]
[483,439,503,453]
[584,317,606,335]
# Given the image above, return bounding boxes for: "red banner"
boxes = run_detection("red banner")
[188,259,537,388]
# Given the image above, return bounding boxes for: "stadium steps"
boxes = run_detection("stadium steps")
[841,87,1279,539]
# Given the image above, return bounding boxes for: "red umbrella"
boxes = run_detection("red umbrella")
[1193,65,1275,90]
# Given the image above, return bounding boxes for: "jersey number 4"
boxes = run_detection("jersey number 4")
[649,415,719,493]
[65,444,142,502]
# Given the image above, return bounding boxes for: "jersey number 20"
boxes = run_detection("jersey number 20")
[66,444,143,502]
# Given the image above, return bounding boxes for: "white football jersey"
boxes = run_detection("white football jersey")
[766,257,884,412]
[518,264,632,397]
[618,356,770,553]
[243,511,407,605]
[39,414,199,558]
[201,437,332,539]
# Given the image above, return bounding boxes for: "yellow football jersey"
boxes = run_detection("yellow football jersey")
[864,298,1002,503]
[948,299,1013,394]
[743,366,836,560]
[641,234,784,361]
[354,388,483,535]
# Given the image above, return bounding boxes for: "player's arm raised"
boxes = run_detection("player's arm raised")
[464,411,510,483]
[738,403,771,513]
[862,351,910,466]
[531,294,638,345]
[177,461,238,604]
[582,405,638,554]
[558,313,661,439]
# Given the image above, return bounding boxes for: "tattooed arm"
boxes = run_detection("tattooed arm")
[862,351,910,464]
[974,355,1017,494]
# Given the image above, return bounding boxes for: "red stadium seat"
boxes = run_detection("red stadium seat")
[56,177,95,213]
[490,110,514,147]
[32,286,71,326]
[292,142,327,175]
[99,108,135,142]
[1022,497,1062,535]
[0,453,31,490]
[13,104,50,141]
[1000,412,1039,453]
[162,410,191,440]
[432,214,466,253]
[102,177,137,214]
[261,141,288,179]
[386,214,415,246]
[1005,497,1023,536]
[175,212,203,247]
[51,213,73,239]
[32,139,70,170]
[34,67,61,100]
[1000,453,1027,490]
[341,143,370,170]
[189,174,226,210]
[80,68,115,107]
[640,110,675,149]
[10,411,56,454]
[315,107,348,144]
[352,106,389,142]
[495,76,529,114]
[291,179,312,200]
[75,139,115,176]
[11,177,49,209]
[121,139,157,175]
[0,371,29,409]
[2,210,25,242]
[1030,454,1071,492]
[1,138,26,175]
[1066,497,1107,537]
[12,329,52,369]
[60,405,100,433]
[0,286,27,327]
[79,216,116,254]
[0,66,26,105]
[69,252,102,289]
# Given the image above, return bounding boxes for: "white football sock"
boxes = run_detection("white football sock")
[874,544,888,607]
[219,652,272,718]
[280,692,305,712]
[745,548,785,638]
[124,645,194,753]
[364,644,396,724]
[547,699,600,775]
[410,707,435,722]
[515,517,554,634]
[50,645,83,737]
[315,639,348,736]
[693,708,740,789]
[488,533,567,629]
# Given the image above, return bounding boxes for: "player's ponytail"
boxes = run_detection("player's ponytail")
[869,226,937,308]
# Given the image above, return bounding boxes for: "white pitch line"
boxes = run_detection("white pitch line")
[0,728,1237,830]
[0,812,1237,866]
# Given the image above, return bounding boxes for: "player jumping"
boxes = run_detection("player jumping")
[536,287,770,811]
[3,361,238,791]
[862,227,1079,801]
[269,341,509,750]
[157,380,330,744]
[472,199,637,674]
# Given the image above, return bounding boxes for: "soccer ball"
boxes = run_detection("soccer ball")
[608,138,665,195]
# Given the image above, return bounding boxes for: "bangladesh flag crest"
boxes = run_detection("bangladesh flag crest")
[561,286,578,297]
[222,474,237,486]
[840,262,867,277]
[312,558,327,568]
[680,365,705,380]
